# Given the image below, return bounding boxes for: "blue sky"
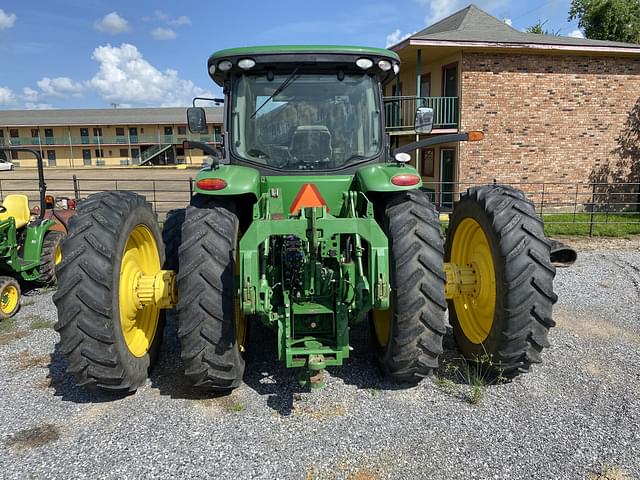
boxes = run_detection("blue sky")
[0,0,583,110]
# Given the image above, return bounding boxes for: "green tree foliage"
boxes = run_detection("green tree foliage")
[569,0,640,43]
[525,20,561,35]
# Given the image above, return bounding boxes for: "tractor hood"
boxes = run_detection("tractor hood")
[207,45,400,86]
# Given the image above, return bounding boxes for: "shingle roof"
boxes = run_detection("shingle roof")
[0,107,223,127]
[401,4,640,51]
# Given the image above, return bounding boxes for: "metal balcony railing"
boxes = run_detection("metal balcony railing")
[5,133,222,147]
[384,96,459,132]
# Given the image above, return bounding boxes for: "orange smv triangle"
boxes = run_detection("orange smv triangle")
[289,183,329,214]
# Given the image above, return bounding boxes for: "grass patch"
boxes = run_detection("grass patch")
[0,317,17,333]
[440,353,506,405]
[228,402,244,413]
[542,213,640,237]
[16,350,51,370]
[28,315,55,330]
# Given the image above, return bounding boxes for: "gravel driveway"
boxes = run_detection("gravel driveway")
[0,241,638,479]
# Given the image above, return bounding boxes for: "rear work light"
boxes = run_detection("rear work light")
[391,174,421,187]
[197,178,227,190]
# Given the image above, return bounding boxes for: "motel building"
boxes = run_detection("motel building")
[1,5,640,209]
[0,107,223,168]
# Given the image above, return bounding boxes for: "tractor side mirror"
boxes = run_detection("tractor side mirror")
[415,107,434,135]
[187,107,208,134]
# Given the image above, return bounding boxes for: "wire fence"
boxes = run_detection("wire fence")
[1,175,639,235]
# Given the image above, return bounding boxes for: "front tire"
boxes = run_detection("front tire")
[445,185,557,377]
[53,191,165,392]
[0,276,20,319]
[372,190,447,382]
[176,201,245,392]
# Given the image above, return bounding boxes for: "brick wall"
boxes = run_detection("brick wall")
[459,52,640,193]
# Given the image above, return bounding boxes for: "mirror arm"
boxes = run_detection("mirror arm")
[393,133,471,155]
[182,140,220,166]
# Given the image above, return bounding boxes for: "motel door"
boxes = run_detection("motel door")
[440,148,455,209]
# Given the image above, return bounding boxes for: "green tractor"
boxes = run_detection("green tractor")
[0,147,66,319]
[53,46,556,392]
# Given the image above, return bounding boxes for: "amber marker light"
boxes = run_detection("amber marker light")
[468,131,485,142]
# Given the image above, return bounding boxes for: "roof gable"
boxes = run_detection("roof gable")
[401,3,640,52]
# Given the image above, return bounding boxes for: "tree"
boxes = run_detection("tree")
[569,0,640,43]
[525,20,561,35]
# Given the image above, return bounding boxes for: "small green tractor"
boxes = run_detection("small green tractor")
[0,147,66,318]
[54,46,556,392]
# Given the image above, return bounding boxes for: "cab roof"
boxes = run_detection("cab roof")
[207,45,400,86]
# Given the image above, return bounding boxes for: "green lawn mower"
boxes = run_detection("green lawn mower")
[54,46,556,392]
[0,147,65,319]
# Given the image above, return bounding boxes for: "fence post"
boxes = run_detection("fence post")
[573,183,578,223]
[189,177,193,198]
[605,186,611,223]
[72,174,79,200]
[153,180,157,214]
[589,183,596,237]
[539,182,545,216]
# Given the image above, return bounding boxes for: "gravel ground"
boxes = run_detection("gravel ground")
[0,242,639,479]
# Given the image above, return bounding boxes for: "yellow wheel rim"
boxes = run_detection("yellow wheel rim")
[54,243,62,265]
[119,225,161,357]
[372,308,392,347]
[450,218,496,344]
[1,284,19,315]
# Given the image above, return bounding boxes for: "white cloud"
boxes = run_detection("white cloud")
[22,87,40,102]
[569,29,584,38]
[36,77,84,97]
[0,86,16,104]
[504,18,513,26]
[0,8,16,30]
[168,15,191,27]
[151,27,177,40]
[24,102,53,110]
[385,28,413,48]
[88,43,212,106]
[94,12,131,35]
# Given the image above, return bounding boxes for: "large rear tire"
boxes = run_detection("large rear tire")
[445,184,557,377]
[162,208,185,272]
[176,200,245,392]
[53,191,165,392]
[372,190,447,382]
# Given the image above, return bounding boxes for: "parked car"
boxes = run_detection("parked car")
[0,159,14,171]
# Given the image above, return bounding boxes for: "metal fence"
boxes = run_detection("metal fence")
[1,175,638,235]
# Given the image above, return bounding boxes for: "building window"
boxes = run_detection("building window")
[420,73,431,97]
[31,128,40,138]
[0,130,4,145]
[82,149,91,166]
[95,149,104,158]
[9,129,19,138]
[10,150,19,160]
[93,127,102,137]
[140,128,144,134]
[116,127,125,136]
[119,148,128,157]
[46,150,56,167]
[176,147,185,156]
[178,126,187,135]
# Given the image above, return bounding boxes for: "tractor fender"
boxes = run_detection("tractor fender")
[355,163,423,194]
[22,218,56,266]
[193,164,261,199]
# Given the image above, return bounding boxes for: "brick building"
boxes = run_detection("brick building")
[386,4,640,206]
[0,107,223,168]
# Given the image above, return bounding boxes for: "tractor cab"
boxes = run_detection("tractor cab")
[187,46,423,174]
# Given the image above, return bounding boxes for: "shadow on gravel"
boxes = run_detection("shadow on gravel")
[47,345,124,403]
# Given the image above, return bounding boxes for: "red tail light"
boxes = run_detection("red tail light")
[391,174,421,186]
[197,178,227,190]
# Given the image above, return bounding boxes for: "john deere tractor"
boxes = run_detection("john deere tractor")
[54,46,556,392]
[0,147,65,318]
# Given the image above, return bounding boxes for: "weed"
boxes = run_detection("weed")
[228,402,244,413]
[17,350,50,370]
[438,351,506,405]
[433,376,458,394]
[28,316,55,330]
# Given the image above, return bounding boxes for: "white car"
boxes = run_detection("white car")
[0,160,14,171]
